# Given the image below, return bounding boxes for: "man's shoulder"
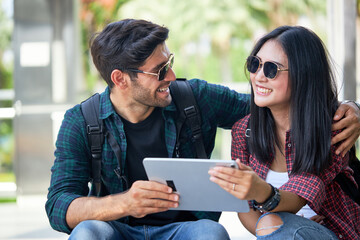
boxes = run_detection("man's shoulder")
[65,88,109,121]
[187,78,220,89]
[186,78,237,98]
[57,104,86,134]
[64,103,82,118]
[186,78,248,99]
[184,79,250,122]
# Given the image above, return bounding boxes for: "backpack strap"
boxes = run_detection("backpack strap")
[334,146,360,205]
[107,131,129,190]
[80,93,104,197]
[170,78,207,159]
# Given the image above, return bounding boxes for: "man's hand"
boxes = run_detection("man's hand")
[122,180,179,218]
[332,101,360,156]
[66,180,179,229]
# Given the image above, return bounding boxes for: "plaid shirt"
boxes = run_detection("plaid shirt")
[231,115,360,239]
[46,79,250,234]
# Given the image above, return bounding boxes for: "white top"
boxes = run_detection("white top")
[266,169,317,219]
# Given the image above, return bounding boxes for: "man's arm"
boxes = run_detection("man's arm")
[188,79,250,129]
[332,101,360,156]
[66,181,178,229]
[46,107,178,233]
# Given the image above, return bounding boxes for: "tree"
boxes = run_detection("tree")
[80,0,128,91]
[0,0,13,173]
[0,0,13,90]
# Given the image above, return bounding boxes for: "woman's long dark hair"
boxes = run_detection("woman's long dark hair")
[249,26,338,174]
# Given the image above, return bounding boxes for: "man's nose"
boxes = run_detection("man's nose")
[163,68,176,82]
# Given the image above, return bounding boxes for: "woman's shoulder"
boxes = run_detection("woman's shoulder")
[231,114,251,145]
[232,114,251,132]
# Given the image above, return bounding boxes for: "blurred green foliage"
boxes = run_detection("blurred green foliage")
[80,0,129,92]
[0,171,14,182]
[80,0,326,89]
[0,0,14,177]
[0,120,13,173]
[0,0,12,90]
[118,0,326,84]
[0,197,16,203]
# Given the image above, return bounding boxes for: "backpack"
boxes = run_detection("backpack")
[80,78,207,196]
[334,146,360,205]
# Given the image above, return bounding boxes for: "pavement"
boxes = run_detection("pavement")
[0,195,255,240]
[0,195,67,240]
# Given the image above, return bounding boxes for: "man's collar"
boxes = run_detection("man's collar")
[164,100,177,112]
[99,87,117,120]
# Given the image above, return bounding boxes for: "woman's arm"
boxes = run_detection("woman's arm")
[238,210,261,235]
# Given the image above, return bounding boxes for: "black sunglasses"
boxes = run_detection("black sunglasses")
[127,54,174,81]
[246,55,288,79]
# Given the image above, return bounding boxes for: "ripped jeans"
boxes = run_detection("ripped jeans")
[255,212,339,240]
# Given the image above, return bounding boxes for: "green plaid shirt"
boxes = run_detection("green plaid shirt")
[46,79,250,234]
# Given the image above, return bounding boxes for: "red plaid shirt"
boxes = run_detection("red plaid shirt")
[231,115,360,239]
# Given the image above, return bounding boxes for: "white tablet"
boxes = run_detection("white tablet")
[143,157,250,212]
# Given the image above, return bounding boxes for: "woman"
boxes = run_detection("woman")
[209,26,360,239]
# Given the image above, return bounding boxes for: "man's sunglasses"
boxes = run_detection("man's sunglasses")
[127,53,174,81]
[246,55,288,80]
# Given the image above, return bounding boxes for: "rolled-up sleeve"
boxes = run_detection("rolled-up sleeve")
[281,173,325,211]
[281,132,347,212]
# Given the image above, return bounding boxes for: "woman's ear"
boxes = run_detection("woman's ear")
[111,69,128,89]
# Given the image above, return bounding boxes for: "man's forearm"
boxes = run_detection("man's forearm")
[66,194,127,229]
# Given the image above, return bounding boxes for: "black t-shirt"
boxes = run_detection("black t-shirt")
[121,107,197,226]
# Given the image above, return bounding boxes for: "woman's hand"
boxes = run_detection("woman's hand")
[209,159,271,203]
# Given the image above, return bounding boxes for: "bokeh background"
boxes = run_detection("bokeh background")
[0,0,359,239]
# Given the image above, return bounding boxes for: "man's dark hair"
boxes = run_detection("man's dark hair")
[90,19,169,88]
[248,26,338,175]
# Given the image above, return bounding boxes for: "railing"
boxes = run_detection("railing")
[0,89,15,197]
[0,89,15,119]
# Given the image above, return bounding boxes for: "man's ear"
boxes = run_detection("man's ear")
[111,69,128,89]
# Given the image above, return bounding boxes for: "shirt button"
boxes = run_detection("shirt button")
[287,143,291,148]
[339,235,343,238]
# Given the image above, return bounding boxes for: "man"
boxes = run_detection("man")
[46,19,360,239]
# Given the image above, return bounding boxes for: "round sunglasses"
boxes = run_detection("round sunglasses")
[127,53,174,81]
[246,55,288,79]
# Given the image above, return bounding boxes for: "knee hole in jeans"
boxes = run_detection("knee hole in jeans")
[256,213,283,236]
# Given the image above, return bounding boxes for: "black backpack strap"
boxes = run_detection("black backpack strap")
[334,146,360,205]
[170,78,207,159]
[107,131,129,190]
[80,93,104,197]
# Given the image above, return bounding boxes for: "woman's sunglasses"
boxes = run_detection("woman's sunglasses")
[127,53,174,81]
[246,55,288,79]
